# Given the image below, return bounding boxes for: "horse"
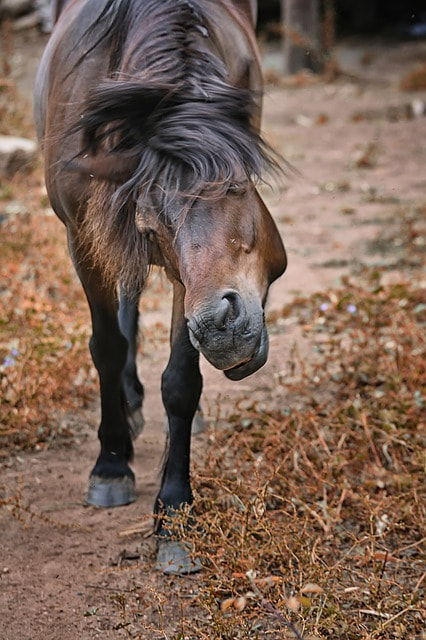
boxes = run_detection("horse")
[34,0,287,573]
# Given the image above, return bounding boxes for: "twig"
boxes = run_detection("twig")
[397,536,426,553]
[85,583,135,593]
[309,418,331,456]
[292,497,329,533]
[356,608,389,619]
[361,412,383,468]
[413,570,426,594]
[382,606,422,629]
[118,518,154,538]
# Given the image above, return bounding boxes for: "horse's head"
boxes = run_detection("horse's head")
[136,176,286,380]
[181,184,286,379]
[73,79,287,379]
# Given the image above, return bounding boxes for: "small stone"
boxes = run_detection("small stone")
[0,135,38,177]
[0,0,33,17]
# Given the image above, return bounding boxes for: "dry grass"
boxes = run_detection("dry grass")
[0,78,34,137]
[400,63,426,92]
[98,270,425,640]
[178,273,425,639]
[0,170,96,452]
[0,77,95,452]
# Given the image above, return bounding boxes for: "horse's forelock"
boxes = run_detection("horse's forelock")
[75,0,281,292]
[79,80,278,204]
[75,0,278,198]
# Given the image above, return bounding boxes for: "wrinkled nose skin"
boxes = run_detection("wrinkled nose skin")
[187,290,269,381]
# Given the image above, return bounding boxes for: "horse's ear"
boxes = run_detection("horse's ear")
[64,153,138,184]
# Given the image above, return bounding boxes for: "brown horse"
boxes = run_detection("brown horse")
[34,0,287,573]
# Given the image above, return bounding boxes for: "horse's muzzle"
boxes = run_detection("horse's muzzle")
[187,290,268,379]
[223,324,269,381]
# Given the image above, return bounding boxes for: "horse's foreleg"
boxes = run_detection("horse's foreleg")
[118,287,145,439]
[156,280,202,574]
[68,233,136,507]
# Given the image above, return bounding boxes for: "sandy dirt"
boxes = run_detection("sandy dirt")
[1,28,425,639]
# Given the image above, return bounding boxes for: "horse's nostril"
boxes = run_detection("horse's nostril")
[214,291,244,330]
[213,297,231,330]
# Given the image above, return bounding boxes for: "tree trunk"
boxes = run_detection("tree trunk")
[281,0,321,74]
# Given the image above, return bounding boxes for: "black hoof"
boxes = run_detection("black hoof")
[129,406,145,440]
[156,539,202,575]
[86,475,136,507]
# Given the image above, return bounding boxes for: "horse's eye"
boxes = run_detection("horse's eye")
[227,182,246,196]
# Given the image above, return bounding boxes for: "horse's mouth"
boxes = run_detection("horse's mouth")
[223,326,269,381]
[187,294,268,379]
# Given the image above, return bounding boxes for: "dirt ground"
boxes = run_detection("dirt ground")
[1,28,425,639]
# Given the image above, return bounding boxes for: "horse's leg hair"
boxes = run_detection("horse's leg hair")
[118,287,145,439]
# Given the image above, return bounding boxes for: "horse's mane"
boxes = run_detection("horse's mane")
[73,0,277,292]
[77,0,276,202]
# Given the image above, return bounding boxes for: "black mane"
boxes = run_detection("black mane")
[76,0,277,207]
[72,0,280,293]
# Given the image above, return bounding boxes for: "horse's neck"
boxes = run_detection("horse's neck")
[52,0,77,23]
[225,0,258,27]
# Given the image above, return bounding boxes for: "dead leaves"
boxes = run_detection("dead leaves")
[300,583,324,596]
[220,595,247,613]
[220,569,325,637]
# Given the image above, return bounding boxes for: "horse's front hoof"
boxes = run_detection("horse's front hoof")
[86,475,136,507]
[129,406,145,440]
[156,539,202,575]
